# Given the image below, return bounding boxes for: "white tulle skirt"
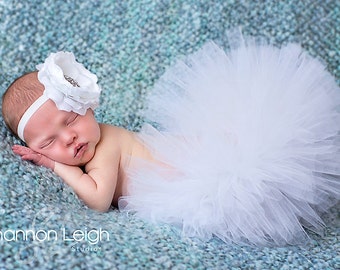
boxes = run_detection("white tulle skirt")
[119,32,340,246]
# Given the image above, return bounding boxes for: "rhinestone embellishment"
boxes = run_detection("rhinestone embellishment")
[64,75,80,87]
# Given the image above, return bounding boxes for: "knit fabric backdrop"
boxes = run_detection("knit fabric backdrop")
[0,0,339,269]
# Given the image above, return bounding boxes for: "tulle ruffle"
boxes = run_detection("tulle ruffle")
[119,32,340,246]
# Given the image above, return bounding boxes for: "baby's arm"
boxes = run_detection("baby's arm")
[12,125,122,212]
[55,125,123,212]
[53,153,119,212]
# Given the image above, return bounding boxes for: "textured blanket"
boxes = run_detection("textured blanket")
[0,0,339,269]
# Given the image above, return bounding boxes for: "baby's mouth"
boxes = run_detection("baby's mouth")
[74,143,88,158]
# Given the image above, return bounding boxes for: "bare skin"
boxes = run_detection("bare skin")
[12,99,154,212]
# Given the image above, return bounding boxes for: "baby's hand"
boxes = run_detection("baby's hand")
[12,145,55,170]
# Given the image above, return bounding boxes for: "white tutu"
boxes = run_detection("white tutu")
[119,32,340,246]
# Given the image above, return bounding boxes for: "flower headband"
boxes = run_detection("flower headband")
[17,51,101,142]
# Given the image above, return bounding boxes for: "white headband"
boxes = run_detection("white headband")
[16,51,101,142]
[17,94,49,142]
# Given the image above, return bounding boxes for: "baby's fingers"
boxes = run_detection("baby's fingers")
[12,144,55,169]
[13,145,42,164]
[21,152,54,169]
[12,145,36,157]
[21,152,42,162]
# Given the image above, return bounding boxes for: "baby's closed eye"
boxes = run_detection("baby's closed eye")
[66,113,78,126]
[40,138,55,149]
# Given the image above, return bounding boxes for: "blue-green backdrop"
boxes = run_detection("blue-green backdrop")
[0,0,339,269]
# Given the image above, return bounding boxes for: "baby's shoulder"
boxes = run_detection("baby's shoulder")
[99,123,133,141]
[98,123,155,165]
[99,123,124,136]
[98,123,135,151]
[85,124,132,169]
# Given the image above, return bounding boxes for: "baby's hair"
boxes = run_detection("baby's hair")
[2,71,44,137]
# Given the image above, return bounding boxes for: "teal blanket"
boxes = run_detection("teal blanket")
[0,0,339,269]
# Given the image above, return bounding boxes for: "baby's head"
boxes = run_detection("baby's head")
[1,51,102,165]
[2,71,44,137]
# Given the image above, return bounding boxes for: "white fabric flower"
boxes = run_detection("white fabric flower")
[36,51,101,115]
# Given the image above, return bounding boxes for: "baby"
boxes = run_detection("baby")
[2,53,154,212]
[2,40,340,246]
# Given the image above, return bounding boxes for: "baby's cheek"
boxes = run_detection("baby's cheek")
[46,147,70,163]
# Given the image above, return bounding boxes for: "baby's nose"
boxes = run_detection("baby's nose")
[62,129,77,146]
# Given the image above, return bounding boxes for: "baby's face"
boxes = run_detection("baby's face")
[24,100,101,166]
